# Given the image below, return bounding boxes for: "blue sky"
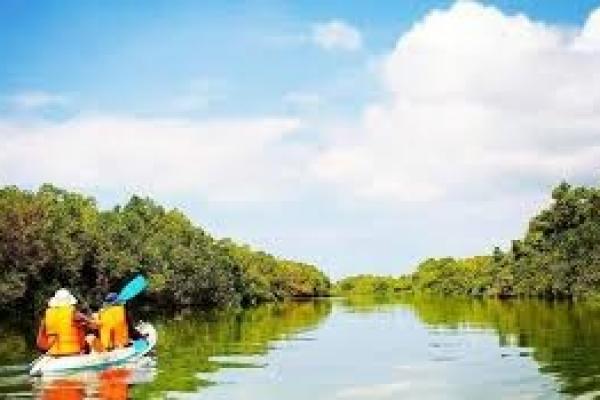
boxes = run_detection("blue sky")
[2,1,600,278]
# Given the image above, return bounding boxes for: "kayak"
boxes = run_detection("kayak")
[29,322,157,376]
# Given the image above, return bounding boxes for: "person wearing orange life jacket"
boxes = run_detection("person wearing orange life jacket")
[98,292,130,350]
[39,289,93,356]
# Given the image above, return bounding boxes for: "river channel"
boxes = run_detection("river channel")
[2,296,600,399]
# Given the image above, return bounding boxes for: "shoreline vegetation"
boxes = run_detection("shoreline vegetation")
[2,180,599,316]
[335,182,600,300]
[0,184,330,314]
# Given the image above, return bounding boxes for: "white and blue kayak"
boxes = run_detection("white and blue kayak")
[29,322,157,376]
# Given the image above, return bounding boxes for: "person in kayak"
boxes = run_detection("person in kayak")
[37,288,95,356]
[97,292,132,350]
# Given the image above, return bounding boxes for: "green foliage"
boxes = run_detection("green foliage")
[493,181,600,298]
[221,240,330,304]
[336,181,600,300]
[412,256,493,296]
[333,274,412,296]
[334,257,491,297]
[0,185,330,313]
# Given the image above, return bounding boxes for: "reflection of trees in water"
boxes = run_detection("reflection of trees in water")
[132,299,332,399]
[344,295,600,397]
[0,300,331,399]
[13,296,600,397]
[0,331,30,365]
[0,322,35,398]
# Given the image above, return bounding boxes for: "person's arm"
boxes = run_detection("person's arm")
[36,319,57,351]
[75,311,96,327]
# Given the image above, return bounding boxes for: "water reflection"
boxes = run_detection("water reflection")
[133,299,332,398]
[342,295,600,397]
[0,300,331,399]
[4,297,600,398]
[31,366,156,400]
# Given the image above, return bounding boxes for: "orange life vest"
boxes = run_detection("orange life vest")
[99,305,129,350]
[44,306,82,356]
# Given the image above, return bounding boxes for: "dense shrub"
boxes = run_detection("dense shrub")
[0,184,330,313]
[336,182,600,300]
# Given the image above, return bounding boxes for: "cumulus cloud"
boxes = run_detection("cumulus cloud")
[575,7,600,52]
[313,20,362,51]
[5,2,600,273]
[8,90,68,110]
[0,115,305,201]
[314,1,600,202]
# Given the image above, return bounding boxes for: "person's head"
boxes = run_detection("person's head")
[79,303,91,314]
[104,292,119,306]
[48,288,78,308]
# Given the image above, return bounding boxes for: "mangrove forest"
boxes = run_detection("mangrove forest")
[0,184,330,314]
[3,180,600,316]
[336,182,600,299]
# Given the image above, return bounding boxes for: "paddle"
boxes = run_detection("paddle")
[117,275,148,303]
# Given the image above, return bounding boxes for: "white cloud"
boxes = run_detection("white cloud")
[574,7,600,52]
[313,2,600,203]
[313,20,362,51]
[0,115,305,202]
[4,3,600,274]
[8,90,68,110]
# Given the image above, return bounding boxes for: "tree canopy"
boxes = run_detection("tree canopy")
[336,182,600,299]
[0,185,330,313]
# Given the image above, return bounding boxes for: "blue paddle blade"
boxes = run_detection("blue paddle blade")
[117,275,148,302]
[132,338,148,353]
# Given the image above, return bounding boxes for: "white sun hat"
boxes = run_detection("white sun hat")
[48,288,78,308]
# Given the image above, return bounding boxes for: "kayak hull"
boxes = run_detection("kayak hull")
[30,322,157,376]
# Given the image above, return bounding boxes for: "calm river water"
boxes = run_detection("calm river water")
[2,296,600,399]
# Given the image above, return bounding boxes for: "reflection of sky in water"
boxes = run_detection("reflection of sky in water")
[170,304,558,400]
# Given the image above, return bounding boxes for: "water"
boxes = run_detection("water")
[2,297,600,399]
